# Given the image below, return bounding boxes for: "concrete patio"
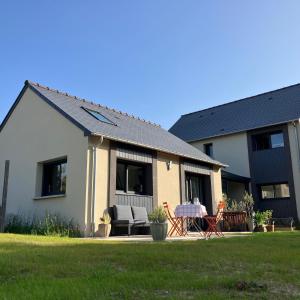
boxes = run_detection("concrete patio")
[90,232,253,242]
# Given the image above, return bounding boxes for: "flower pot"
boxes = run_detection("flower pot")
[266,224,274,232]
[254,225,267,232]
[246,217,254,232]
[98,224,111,238]
[150,223,168,241]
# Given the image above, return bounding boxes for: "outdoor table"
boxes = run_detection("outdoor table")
[175,204,208,235]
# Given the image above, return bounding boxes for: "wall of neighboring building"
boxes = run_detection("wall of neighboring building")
[247,124,298,219]
[0,88,89,232]
[288,122,300,221]
[191,132,250,177]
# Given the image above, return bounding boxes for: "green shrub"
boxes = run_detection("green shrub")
[5,212,81,237]
[148,206,167,223]
[254,210,273,226]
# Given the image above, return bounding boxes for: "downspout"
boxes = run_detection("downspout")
[91,136,104,237]
[292,120,300,169]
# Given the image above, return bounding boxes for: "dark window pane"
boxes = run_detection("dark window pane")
[128,165,145,194]
[261,185,275,199]
[271,133,284,148]
[261,183,290,199]
[185,173,205,203]
[42,160,67,196]
[274,183,290,198]
[253,133,270,151]
[116,162,126,192]
[253,131,284,151]
[204,143,213,157]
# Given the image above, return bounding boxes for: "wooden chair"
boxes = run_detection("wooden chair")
[163,202,184,236]
[203,201,225,239]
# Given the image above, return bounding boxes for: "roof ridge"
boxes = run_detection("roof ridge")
[182,82,300,117]
[25,80,161,127]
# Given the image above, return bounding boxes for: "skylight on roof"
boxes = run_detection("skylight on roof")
[82,107,115,125]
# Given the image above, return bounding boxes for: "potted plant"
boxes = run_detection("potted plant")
[242,192,255,231]
[97,212,111,238]
[254,210,272,232]
[148,206,168,241]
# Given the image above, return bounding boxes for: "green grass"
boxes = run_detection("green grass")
[0,233,299,299]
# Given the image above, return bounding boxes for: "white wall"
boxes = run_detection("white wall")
[288,122,300,220]
[191,132,250,177]
[0,88,89,232]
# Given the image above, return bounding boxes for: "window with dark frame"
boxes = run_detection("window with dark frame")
[252,131,284,151]
[116,160,151,195]
[204,143,213,157]
[42,159,67,196]
[260,183,290,199]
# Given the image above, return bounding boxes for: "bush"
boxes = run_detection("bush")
[254,210,273,226]
[148,206,167,223]
[5,212,81,237]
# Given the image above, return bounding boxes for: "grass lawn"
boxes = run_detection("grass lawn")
[0,233,299,299]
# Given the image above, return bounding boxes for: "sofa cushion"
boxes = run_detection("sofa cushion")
[131,206,149,222]
[113,205,134,221]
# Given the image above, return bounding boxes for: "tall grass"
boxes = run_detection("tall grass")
[4,212,81,237]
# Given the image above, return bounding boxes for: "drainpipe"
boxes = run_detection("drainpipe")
[292,121,300,169]
[90,136,104,237]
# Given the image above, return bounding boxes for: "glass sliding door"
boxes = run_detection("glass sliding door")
[185,173,205,204]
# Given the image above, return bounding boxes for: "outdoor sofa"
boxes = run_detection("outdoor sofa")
[108,205,150,236]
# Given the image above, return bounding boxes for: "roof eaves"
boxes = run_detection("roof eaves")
[186,119,300,143]
[90,132,226,167]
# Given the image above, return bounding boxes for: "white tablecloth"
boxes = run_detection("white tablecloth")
[175,204,208,218]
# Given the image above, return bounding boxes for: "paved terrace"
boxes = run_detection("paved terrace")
[88,232,252,242]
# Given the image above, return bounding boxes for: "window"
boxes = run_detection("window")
[204,143,213,157]
[185,173,205,203]
[252,131,284,151]
[81,107,115,125]
[42,159,67,196]
[260,183,290,199]
[116,160,152,195]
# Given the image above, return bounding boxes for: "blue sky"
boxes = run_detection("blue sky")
[1,1,300,129]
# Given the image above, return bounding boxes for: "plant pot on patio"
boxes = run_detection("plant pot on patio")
[98,224,112,238]
[148,206,168,241]
[96,212,111,238]
[254,224,267,232]
[150,223,168,241]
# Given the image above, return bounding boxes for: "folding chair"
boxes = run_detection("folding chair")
[203,201,225,239]
[163,202,185,236]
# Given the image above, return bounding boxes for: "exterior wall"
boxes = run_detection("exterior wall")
[247,124,298,219]
[288,122,300,221]
[0,88,89,232]
[210,166,223,213]
[156,152,223,214]
[191,132,250,177]
[88,137,110,236]
[156,152,181,210]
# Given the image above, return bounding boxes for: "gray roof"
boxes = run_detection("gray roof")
[169,83,300,142]
[4,81,222,166]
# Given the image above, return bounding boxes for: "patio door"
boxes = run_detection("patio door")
[185,173,205,204]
